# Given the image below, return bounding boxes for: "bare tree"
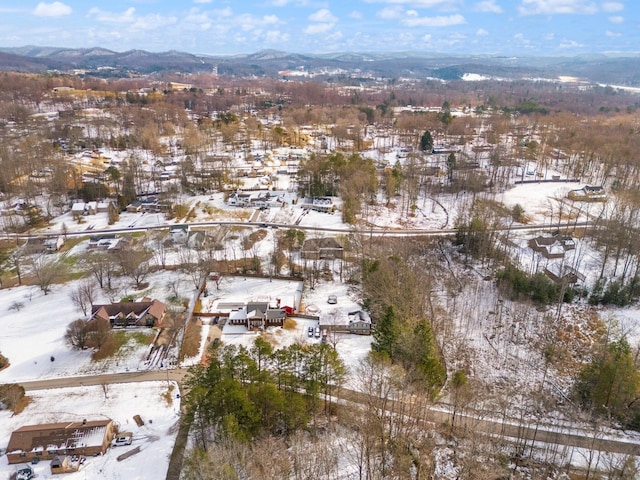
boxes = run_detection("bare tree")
[149,230,170,269]
[116,248,152,289]
[69,279,98,316]
[82,252,118,289]
[27,253,66,295]
[10,249,23,285]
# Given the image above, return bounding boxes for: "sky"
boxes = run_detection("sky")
[0,1,638,58]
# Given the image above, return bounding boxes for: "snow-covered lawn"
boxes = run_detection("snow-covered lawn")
[0,271,197,384]
[0,382,180,480]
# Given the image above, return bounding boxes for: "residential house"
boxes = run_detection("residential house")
[169,224,189,244]
[71,202,86,218]
[22,236,64,255]
[87,234,127,252]
[127,196,171,213]
[6,419,115,464]
[528,233,575,259]
[71,201,98,218]
[301,196,335,213]
[347,310,372,335]
[568,185,607,201]
[302,237,344,260]
[126,200,143,213]
[544,264,586,285]
[227,302,287,330]
[347,320,372,335]
[96,200,116,213]
[90,298,167,328]
[169,225,206,248]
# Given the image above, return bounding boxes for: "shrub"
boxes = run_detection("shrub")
[496,263,567,305]
[590,280,640,307]
[0,352,8,370]
[0,383,25,411]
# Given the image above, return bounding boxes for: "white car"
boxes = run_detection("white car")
[327,294,337,304]
[112,432,133,447]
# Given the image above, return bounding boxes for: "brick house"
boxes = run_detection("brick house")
[90,298,166,328]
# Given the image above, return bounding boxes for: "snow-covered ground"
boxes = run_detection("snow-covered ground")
[0,382,180,480]
[2,136,639,476]
[0,271,197,384]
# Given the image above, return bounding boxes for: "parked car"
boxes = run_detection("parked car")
[112,432,133,447]
[327,294,337,304]
[16,467,34,480]
[308,326,314,337]
[314,326,321,338]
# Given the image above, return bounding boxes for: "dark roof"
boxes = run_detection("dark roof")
[303,237,343,250]
[91,299,166,323]
[7,420,113,455]
[266,308,286,320]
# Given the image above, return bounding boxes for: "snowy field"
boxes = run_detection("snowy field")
[3,143,640,477]
[0,382,180,480]
[0,270,197,384]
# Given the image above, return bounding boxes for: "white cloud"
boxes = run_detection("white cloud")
[475,0,503,13]
[265,30,290,43]
[406,9,419,16]
[559,39,584,48]
[87,7,136,24]
[518,0,598,15]
[213,7,233,18]
[476,28,489,36]
[377,7,404,19]
[304,23,334,35]
[236,13,280,33]
[87,7,177,30]
[33,2,71,17]
[193,0,212,3]
[605,30,621,37]
[403,14,466,27]
[349,11,363,19]
[309,9,337,23]
[185,9,212,31]
[608,15,624,23]
[422,34,432,41]
[601,2,624,12]
[131,14,177,31]
[270,0,314,5]
[364,0,455,6]
[263,15,280,24]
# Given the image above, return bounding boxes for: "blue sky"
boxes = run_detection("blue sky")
[0,1,637,56]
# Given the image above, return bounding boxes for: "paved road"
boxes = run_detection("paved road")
[7,218,592,241]
[17,371,640,457]
[337,387,640,457]
[19,369,188,392]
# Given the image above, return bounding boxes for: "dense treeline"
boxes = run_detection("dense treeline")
[183,338,345,448]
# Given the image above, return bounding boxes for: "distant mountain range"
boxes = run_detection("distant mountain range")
[1,45,639,86]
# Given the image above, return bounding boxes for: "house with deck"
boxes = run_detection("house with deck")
[302,237,344,260]
[6,419,115,464]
